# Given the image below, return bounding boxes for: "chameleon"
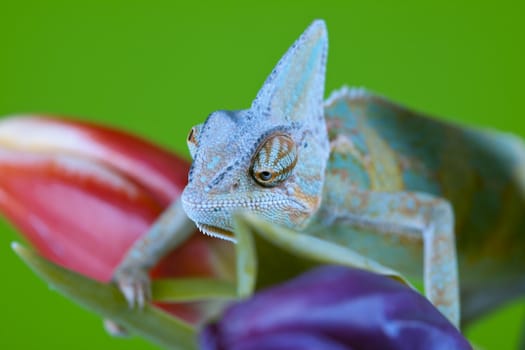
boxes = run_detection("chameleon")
[114,20,525,333]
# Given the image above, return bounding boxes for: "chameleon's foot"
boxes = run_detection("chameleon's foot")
[113,266,152,309]
[103,319,129,337]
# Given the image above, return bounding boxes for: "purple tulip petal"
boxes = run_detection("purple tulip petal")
[201,326,356,350]
[200,266,472,350]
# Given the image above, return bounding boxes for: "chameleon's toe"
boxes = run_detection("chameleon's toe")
[103,319,129,337]
[114,267,152,309]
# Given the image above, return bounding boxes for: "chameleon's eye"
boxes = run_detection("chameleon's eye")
[251,133,298,187]
[187,124,202,159]
[187,127,197,144]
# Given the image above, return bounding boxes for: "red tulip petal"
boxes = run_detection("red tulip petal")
[0,116,235,325]
[0,149,162,281]
[0,116,235,280]
[0,116,189,205]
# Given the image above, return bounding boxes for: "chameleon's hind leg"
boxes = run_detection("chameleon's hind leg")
[113,198,195,307]
[315,187,460,327]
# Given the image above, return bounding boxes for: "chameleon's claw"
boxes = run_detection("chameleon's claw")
[103,319,129,337]
[113,266,151,309]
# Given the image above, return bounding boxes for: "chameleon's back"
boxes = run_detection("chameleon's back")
[323,88,525,321]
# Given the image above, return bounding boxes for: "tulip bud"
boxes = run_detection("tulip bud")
[0,115,235,325]
[200,265,472,350]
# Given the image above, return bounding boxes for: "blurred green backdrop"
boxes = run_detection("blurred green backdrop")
[0,0,523,349]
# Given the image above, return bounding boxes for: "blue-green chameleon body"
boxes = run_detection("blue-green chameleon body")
[319,87,525,327]
[115,20,525,333]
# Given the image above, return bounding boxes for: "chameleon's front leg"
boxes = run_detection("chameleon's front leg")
[113,198,195,307]
[319,187,460,327]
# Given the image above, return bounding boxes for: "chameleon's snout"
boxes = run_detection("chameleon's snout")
[181,186,237,241]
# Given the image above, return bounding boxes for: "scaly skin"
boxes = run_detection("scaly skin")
[322,88,525,268]
[182,20,460,325]
[115,20,525,332]
[315,88,525,325]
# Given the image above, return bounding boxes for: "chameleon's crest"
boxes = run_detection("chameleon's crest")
[182,20,329,241]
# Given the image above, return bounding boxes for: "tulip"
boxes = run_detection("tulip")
[0,115,235,326]
[200,265,472,350]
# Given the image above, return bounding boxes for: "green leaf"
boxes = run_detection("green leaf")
[235,213,412,289]
[153,278,236,302]
[12,242,199,350]
[232,212,257,298]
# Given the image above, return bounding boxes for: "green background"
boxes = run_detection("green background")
[0,0,523,348]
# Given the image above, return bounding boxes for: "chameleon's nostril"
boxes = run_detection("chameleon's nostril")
[231,182,240,191]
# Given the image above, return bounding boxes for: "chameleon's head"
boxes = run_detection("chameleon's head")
[181,20,330,241]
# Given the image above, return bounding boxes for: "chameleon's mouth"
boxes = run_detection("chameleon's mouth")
[196,223,236,242]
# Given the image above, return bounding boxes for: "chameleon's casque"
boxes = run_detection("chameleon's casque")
[181,20,329,241]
